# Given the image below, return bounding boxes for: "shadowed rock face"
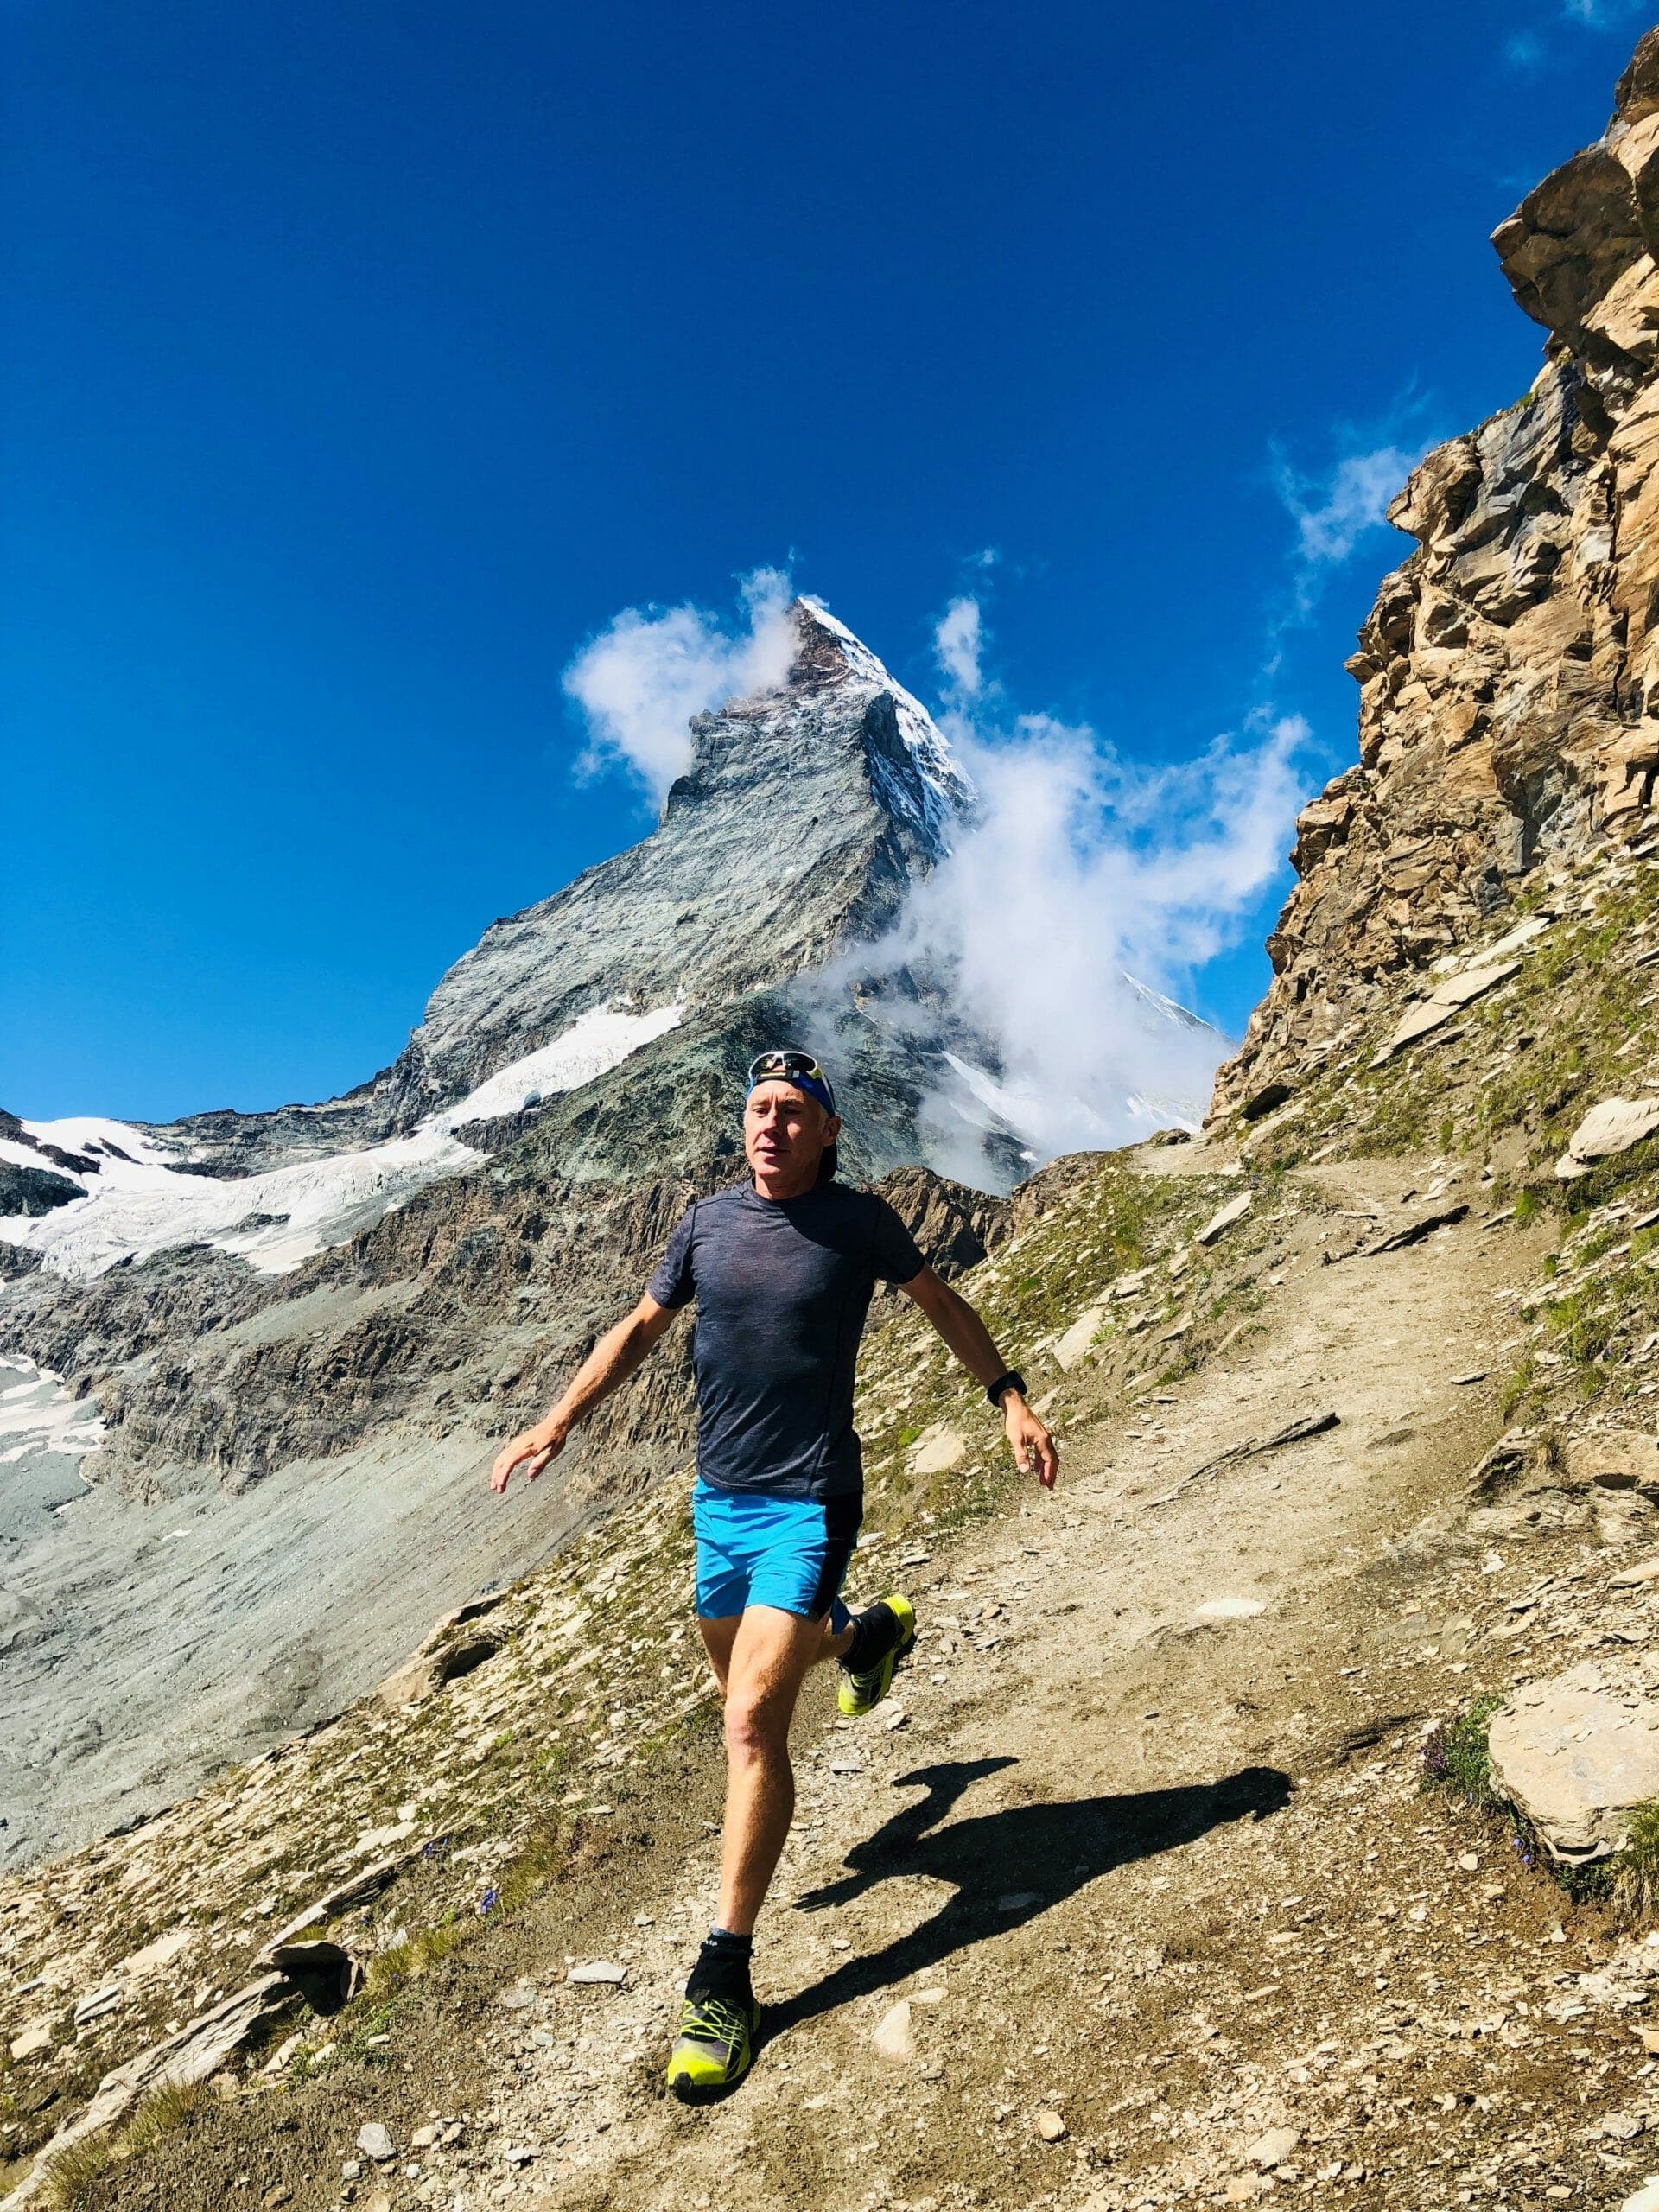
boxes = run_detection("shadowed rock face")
[1211,29,1659,1121]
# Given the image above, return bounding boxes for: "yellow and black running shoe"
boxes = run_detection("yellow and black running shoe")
[665,1993,760,2101]
[837,1592,917,1717]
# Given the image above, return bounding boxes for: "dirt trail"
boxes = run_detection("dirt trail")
[123,1155,1659,2209]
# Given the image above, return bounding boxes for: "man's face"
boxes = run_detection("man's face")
[743,1080,838,1184]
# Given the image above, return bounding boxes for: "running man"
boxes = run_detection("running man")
[489,1048,1058,2098]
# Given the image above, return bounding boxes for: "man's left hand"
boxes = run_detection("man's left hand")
[1004,1395,1058,1489]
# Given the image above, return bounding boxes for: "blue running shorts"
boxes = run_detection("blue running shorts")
[692,1481,860,1627]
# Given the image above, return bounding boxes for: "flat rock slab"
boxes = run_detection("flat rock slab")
[909,1423,969,1473]
[1197,1192,1253,1247]
[1488,1659,1659,1864]
[1557,1096,1659,1179]
[1052,1306,1105,1370]
[1371,960,1522,1065]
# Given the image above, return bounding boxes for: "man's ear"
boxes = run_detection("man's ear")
[823,1113,842,1142]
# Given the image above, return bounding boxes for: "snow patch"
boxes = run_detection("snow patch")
[940,1050,1203,1153]
[434,1001,685,1130]
[0,1356,105,1465]
[0,1002,684,1282]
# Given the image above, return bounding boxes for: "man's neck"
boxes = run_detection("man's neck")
[751,1166,819,1203]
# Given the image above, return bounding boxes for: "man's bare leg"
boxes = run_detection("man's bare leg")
[697,1610,852,1700]
[702,1605,843,1935]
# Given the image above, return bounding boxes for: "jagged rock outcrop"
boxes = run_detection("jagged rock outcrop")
[1212,29,1659,1121]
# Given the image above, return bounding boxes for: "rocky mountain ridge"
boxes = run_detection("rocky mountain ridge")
[1212,31,1659,1127]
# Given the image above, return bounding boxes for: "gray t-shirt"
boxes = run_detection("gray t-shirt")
[648,1179,926,1501]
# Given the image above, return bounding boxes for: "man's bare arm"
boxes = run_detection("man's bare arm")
[899,1264,1059,1488]
[489,1293,681,1494]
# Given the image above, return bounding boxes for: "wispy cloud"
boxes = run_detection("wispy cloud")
[1505,0,1643,69]
[1274,435,1430,630]
[1503,29,1547,70]
[563,567,795,803]
[933,595,985,701]
[1559,0,1643,25]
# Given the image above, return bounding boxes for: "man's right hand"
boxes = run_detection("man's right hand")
[489,1421,566,1494]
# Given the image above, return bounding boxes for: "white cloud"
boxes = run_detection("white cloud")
[934,595,984,701]
[563,566,795,802]
[1281,441,1421,578]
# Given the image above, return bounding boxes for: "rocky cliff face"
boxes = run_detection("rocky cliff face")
[1211,29,1659,1122]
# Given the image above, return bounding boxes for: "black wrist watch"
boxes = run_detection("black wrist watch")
[986,1370,1027,1408]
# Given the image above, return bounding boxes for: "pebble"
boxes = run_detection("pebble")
[872,1999,915,2061]
[355,2123,395,2162]
[1245,2126,1300,2168]
[73,1984,124,2028]
[340,2160,363,2181]
[998,1891,1040,1910]
[1034,2109,1068,2143]
[568,1961,627,1985]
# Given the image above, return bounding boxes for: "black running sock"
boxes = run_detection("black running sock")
[842,1600,903,1674]
[686,1925,753,2007]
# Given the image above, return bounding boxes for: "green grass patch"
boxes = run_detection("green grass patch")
[1421,1695,1507,1811]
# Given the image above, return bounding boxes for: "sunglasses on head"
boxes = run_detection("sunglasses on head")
[747,1051,826,1086]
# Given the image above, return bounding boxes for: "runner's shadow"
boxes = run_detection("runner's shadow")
[766,1758,1292,2037]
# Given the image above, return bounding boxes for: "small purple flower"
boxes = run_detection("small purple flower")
[479,1887,499,1915]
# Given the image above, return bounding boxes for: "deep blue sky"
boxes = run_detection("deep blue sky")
[3,0,1647,1121]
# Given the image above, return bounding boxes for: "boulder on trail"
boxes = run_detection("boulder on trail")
[1487,1659,1659,1863]
[1246,2126,1301,2168]
[872,1999,915,2062]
